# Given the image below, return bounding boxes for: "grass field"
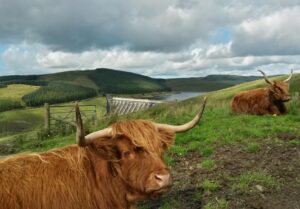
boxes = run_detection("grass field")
[0,74,299,208]
[1,74,299,151]
[0,84,40,112]
[0,84,40,101]
[0,96,107,138]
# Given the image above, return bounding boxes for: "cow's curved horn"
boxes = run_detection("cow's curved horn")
[75,102,86,146]
[155,97,207,133]
[283,69,293,83]
[84,128,112,144]
[258,70,273,84]
[75,102,112,146]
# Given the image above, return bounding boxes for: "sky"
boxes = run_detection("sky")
[0,0,300,78]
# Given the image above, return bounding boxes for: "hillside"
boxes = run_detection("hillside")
[163,74,261,91]
[1,72,299,208]
[0,68,268,109]
[0,68,170,108]
[0,68,169,94]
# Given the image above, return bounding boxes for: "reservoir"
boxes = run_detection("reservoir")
[152,92,207,101]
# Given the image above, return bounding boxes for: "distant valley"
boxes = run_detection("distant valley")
[0,68,261,109]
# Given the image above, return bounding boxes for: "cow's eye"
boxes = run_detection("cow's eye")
[135,147,144,153]
[123,151,131,158]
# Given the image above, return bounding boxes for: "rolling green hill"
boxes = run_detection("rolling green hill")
[0,68,170,107]
[0,68,170,94]
[163,75,261,91]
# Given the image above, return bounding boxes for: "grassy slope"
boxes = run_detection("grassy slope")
[163,75,261,91]
[84,69,168,93]
[0,84,39,102]
[0,68,170,94]
[2,73,298,152]
[0,96,107,138]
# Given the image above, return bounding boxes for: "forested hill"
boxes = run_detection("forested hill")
[0,68,169,94]
[162,75,261,91]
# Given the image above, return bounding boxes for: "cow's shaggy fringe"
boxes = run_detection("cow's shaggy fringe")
[0,120,175,209]
[111,120,175,154]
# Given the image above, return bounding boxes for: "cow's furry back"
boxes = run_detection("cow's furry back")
[0,146,126,209]
[231,88,285,115]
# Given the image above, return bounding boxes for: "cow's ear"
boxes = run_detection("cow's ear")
[158,128,176,150]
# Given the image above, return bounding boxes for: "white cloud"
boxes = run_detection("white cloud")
[232,6,300,56]
[1,42,50,75]
[1,0,300,77]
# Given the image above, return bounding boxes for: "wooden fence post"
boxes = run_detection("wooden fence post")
[44,103,50,134]
[105,94,111,116]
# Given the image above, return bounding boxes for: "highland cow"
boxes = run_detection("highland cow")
[231,70,293,115]
[0,98,207,209]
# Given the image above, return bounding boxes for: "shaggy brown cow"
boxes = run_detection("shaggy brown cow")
[231,70,293,115]
[0,97,207,209]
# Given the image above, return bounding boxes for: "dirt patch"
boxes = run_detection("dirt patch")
[139,138,300,209]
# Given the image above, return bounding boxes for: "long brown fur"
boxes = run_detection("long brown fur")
[0,120,175,209]
[231,80,291,115]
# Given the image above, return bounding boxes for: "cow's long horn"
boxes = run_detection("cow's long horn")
[75,102,86,146]
[84,128,112,143]
[258,70,273,84]
[155,97,207,133]
[283,69,293,83]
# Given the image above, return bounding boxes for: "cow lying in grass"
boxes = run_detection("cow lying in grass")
[231,70,293,115]
[0,98,207,209]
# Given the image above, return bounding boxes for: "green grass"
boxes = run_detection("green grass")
[164,75,260,91]
[200,159,216,171]
[204,198,228,209]
[169,145,188,156]
[0,84,39,112]
[231,171,278,192]
[1,73,299,156]
[0,96,107,139]
[0,84,39,101]
[245,142,261,153]
[287,140,300,146]
[159,199,180,209]
[0,99,22,112]
[202,179,220,192]
[0,109,44,137]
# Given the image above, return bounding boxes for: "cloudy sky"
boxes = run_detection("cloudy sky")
[0,0,299,78]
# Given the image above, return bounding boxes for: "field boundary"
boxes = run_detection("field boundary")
[44,103,97,133]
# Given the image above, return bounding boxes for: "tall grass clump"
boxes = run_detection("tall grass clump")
[22,82,97,106]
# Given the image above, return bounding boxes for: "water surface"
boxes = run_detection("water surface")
[153,92,207,101]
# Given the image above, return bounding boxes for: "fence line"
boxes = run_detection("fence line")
[44,103,97,134]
